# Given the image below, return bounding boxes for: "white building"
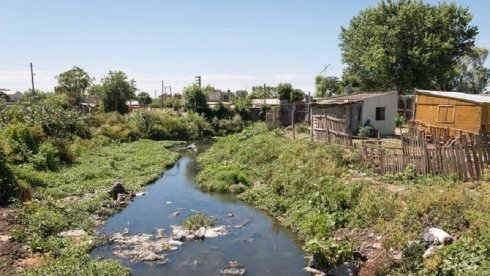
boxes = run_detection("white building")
[311,91,398,135]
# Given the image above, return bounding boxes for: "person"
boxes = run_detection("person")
[363,119,378,137]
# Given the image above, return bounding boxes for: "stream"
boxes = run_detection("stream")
[91,143,307,275]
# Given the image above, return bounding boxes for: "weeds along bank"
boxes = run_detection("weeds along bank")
[197,123,490,275]
[0,93,246,275]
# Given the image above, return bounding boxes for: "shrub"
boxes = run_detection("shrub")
[0,148,17,205]
[2,123,39,163]
[27,207,69,239]
[32,142,59,171]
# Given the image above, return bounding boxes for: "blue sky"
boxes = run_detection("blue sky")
[1,0,489,94]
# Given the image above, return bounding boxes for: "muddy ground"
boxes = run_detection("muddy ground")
[0,208,41,275]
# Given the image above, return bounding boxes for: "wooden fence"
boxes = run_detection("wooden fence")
[312,115,353,147]
[265,110,281,129]
[356,131,490,181]
[308,115,490,180]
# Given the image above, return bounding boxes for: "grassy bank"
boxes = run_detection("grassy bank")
[196,123,490,274]
[8,140,180,275]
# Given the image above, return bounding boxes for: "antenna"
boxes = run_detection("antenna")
[319,64,330,77]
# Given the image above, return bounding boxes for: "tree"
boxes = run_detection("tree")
[202,85,221,94]
[231,90,251,119]
[249,85,277,99]
[340,0,478,94]
[88,84,104,95]
[276,83,305,102]
[0,91,8,102]
[182,84,209,115]
[137,92,152,106]
[235,90,248,98]
[315,75,340,97]
[100,71,136,114]
[56,66,93,106]
[453,47,490,94]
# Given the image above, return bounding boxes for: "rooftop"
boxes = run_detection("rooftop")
[314,91,395,105]
[416,89,490,104]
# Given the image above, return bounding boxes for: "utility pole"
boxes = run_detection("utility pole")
[162,81,165,110]
[263,83,266,105]
[30,62,35,95]
[195,76,201,88]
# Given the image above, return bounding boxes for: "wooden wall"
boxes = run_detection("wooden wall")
[415,94,483,133]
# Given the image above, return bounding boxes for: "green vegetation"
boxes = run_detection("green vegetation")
[55,66,93,106]
[340,1,481,94]
[197,124,490,273]
[183,213,216,231]
[11,140,179,274]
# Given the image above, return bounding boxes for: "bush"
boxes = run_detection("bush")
[2,123,39,163]
[0,148,17,205]
[32,142,59,171]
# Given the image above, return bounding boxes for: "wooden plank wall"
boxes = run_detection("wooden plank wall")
[312,115,353,147]
[265,110,281,129]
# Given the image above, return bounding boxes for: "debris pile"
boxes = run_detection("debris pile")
[109,224,228,263]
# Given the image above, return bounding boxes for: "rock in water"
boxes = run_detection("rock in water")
[107,181,127,200]
[220,261,246,275]
[204,226,228,238]
[195,227,206,239]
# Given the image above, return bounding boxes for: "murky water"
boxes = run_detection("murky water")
[91,144,307,275]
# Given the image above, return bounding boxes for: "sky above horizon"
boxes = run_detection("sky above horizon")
[1,0,490,95]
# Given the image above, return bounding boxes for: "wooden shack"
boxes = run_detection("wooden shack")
[415,89,490,134]
[311,91,398,135]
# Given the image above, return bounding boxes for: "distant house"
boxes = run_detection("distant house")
[414,89,490,134]
[80,95,101,114]
[207,91,233,103]
[0,89,23,103]
[126,100,140,112]
[311,91,398,135]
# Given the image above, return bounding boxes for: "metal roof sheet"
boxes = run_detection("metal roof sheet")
[416,89,490,104]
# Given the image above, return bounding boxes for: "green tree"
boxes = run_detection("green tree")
[137,92,152,106]
[249,85,277,99]
[315,75,340,97]
[88,84,104,95]
[453,47,490,94]
[100,71,136,114]
[182,84,209,115]
[340,0,478,94]
[56,66,93,106]
[202,85,221,94]
[277,83,304,102]
[231,90,251,119]
[0,91,8,102]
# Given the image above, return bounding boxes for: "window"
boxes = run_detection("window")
[437,105,455,123]
[375,107,385,121]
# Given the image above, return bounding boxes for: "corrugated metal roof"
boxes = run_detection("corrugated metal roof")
[313,92,391,105]
[416,89,490,104]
